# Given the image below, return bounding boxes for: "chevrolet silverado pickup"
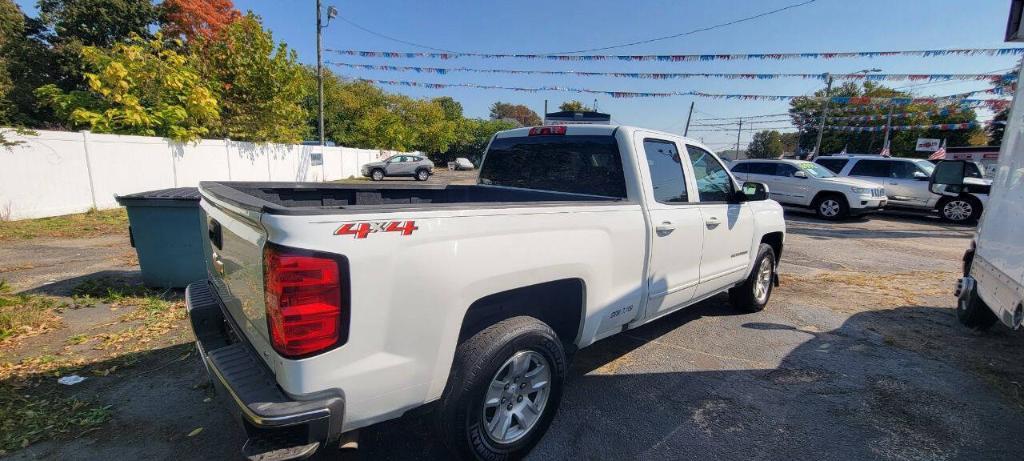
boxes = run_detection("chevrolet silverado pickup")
[187,124,786,460]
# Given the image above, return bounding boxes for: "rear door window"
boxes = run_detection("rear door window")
[775,163,799,177]
[747,162,776,176]
[815,158,850,174]
[642,139,688,203]
[849,160,892,178]
[730,163,750,174]
[480,134,627,198]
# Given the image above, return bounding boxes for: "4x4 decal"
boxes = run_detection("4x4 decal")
[335,221,418,239]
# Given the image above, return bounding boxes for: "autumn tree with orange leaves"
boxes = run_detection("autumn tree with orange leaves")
[160,0,240,42]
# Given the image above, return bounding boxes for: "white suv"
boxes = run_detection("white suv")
[814,155,990,223]
[731,159,886,220]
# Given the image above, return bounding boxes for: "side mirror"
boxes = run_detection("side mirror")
[742,182,770,201]
[793,170,808,179]
[913,171,929,181]
[929,160,966,196]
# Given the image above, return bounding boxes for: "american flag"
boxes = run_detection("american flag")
[880,140,891,157]
[928,140,947,160]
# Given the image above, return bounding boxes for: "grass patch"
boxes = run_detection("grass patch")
[0,280,63,343]
[0,384,111,454]
[0,208,127,241]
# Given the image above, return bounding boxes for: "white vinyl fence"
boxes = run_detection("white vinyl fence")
[0,129,407,221]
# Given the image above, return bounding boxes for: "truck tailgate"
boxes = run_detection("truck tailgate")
[200,193,277,370]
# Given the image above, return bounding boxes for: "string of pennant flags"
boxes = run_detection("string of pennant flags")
[351,77,1011,108]
[823,121,982,132]
[328,47,1024,62]
[328,61,1015,83]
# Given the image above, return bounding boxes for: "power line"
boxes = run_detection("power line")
[542,0,819,54]
[335,15,456,53]
[333,1,818,56]
[692,112,793,121]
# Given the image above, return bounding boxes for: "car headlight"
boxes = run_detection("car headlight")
[850,186,869,194]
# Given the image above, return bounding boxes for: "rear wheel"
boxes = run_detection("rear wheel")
[435,317,566,460]
[729,243,776,313]
[956,278,998,330]
[371,169,384,181]
[938,196,981,223]
[812,194,849,220]
[416,169,431,181]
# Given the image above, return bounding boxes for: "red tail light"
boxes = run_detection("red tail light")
[263,245,349,358]
[528,126,566,136]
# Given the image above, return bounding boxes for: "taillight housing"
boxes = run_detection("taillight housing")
[263,244,349,359]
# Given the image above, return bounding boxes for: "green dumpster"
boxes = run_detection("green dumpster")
[115,187,206,288]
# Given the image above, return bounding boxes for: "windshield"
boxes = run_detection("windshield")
[796,161,836,178]
[913,160,935,175]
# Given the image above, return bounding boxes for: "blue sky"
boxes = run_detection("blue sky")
[15,0,1021,149]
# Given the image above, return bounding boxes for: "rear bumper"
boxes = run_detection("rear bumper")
[186,282,345,459]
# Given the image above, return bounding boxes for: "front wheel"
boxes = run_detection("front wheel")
[435,316,567,460]
[371,169,385,181]
[729,243,776,313]
[938,196,981,223]
[812,194,849,220]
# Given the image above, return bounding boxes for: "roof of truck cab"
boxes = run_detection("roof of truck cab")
[493,125,712,151]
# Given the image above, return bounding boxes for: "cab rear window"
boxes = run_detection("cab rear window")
[479,135,627,198]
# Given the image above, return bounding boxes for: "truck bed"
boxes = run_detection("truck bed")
[199,181,624,215]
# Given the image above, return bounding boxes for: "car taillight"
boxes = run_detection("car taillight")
[528,126,566,136]
[263,245,349,358]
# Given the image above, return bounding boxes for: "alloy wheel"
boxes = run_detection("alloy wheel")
[482,350,552,444]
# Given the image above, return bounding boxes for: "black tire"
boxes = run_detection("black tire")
[729,243,776,313]
[957,279,998,330]
[416,169,431,181]
[370,169,385,181]
[812,193,849,220]
[938,195,982,223]
[435,316,567,461]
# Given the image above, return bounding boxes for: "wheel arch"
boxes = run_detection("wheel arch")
[457,278,586,350]
[811,190,848,206]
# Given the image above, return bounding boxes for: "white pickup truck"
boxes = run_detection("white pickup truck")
[187,125,786,460]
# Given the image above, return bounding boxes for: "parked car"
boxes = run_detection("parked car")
[191,124,786,460]
[730,159,886,220]
[361,154,434,181]
[454,157,475,170]
[814,155,990,223]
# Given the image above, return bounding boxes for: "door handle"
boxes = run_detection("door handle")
[655,221,675,235]
[705,216,721,228]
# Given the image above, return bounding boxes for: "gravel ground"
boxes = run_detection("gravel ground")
[3,204,1023,461]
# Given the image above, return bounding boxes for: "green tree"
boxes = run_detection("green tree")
[558,100,593,112]
[35,34,219,141]
[0,0,56,127]
[199,13,309,143]
[747,130,784,159]
[37,0,157,47]
[790,81,980,157]
[780,132,800,154]
[432,96,463,121]
[489,101,541,127]
[441,118,517,164]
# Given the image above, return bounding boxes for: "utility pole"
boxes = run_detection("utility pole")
[813,73,833,157]
[316,0,324,147]
[735,118,743,155]
[882,102,895,148]
[683,101,695,137]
